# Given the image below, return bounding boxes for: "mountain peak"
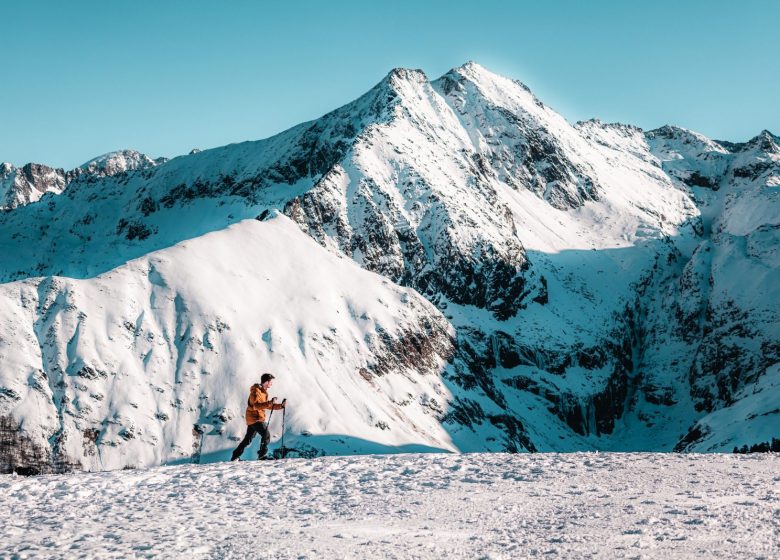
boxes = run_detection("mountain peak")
[79,149,163,177]
[445,61,535,96]
[577,118,643,134]
[455,60,487,74]
[448,60,505,83]
[381,67,428,91]
[647,124,696,139]
[451,60,495,77]
[646,125,729,154]
[358,67,430,111]
[743,129,779,153]
[434,61,540,113]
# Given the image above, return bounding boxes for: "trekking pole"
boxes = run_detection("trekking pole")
[266,398,276,426]
[280,400,287,458]
[263,398,276,459]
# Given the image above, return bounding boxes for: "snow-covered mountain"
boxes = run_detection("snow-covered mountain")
[0,162,71,210]
[79,149,166,178]
[0,216,458,470]
[644,125,780,451]
[0,62,777,471]
[0,149,163,210]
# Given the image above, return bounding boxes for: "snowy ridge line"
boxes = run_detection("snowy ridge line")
[0,150,163,211]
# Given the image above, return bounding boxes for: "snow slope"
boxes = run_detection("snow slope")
[0,215,457,470]
[1,453,778,559]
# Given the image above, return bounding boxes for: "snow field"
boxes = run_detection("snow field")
[1,452,778,559]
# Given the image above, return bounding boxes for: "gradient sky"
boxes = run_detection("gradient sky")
[2,0,778,169]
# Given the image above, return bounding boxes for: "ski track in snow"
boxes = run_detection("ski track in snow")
[1,453,778,559]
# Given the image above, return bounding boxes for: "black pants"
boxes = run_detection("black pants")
[231,421,270,460]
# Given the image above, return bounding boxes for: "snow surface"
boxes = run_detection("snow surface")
[2,452,778,559]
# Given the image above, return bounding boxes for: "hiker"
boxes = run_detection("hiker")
[230,373,286,461]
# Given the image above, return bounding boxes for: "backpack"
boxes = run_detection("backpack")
[248,383,261,406]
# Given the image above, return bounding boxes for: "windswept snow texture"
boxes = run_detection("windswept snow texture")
[2,453,779,559]
[0,62,778,469]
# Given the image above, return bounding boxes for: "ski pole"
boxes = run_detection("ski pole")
[264,398,276,458]
[280,400,287,458]
[266,398,276,426]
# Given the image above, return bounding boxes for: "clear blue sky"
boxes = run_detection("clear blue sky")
[2,0,778,169]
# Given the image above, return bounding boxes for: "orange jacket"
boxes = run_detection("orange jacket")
[245,384,283,425]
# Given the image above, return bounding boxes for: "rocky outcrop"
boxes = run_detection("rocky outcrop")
[0,162,70,210]
[1,150,163,211]
[79,150,165,178]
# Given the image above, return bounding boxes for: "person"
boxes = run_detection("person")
[230,373,285,461]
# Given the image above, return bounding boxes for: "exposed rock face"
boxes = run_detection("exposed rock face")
[645,125,780,451]
[645,125,730,190]
[0,162,70,210]
[279,67,534,319]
